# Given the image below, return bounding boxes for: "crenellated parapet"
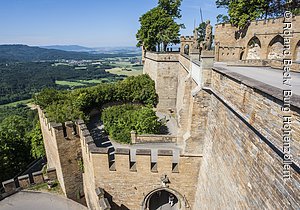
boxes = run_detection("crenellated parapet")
[215,15,300,63]
[215,15,297,29]
[1,168,57,200]
[38,107,84,203]
[67,112,201,209]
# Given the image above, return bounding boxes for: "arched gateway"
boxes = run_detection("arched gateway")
[142,188,188,210]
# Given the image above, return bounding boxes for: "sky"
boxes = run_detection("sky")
[0,0,226,47]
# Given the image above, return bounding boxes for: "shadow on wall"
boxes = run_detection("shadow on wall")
[234,22,250,39]
[105,191,130,210]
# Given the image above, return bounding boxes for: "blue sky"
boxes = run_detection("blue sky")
[0,0,226,47]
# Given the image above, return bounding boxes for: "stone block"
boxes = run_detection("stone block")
[2,179,17,193]
[32,171,44,184]
[18,175,31,188]
[46,168,57,180]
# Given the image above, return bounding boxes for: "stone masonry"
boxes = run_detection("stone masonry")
[36,16,300,209]
[214,16,300,72]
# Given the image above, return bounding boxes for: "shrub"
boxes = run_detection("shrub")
[101,104,163,144]
[35,74,158,123]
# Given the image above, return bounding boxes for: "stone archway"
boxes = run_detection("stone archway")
[240,51,244,60]
[267,35,284,60]
[246,36,261,59]
[184,44,190,55]
[142,188,188,210]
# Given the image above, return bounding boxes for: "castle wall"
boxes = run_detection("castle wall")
[77,122,101,210]
[38,109,66,192]
[38,108,84,203]
[143,52,180,112]
[194,68,300,209]
[74,119,202,209]
[175,56,193,137]
[38,39,300,209]
[175,54,214,154]
[90,149,201,209]
[144,51,299,209]
[215,15,300,63]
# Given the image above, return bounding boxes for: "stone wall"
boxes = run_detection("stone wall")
[145,51,299,209]
[76,120,202,209]
[37,43,300,209]
[215,15,300,64]
[130,131,177,144]
[1,168,57,200]
[91,149,201,209]
[38,108,84,202]
[143,52,180,113]
[77,121,109,210]
[194,67,300,209]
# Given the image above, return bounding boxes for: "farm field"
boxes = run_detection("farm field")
[0,99,33,108]
[106,67,143,77]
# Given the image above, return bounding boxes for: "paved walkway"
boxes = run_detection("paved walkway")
[87,111,181,158]
[0,191,87,210]
[214,63,300,96]
[87,114,115,161]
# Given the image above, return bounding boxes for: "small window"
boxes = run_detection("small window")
[130,161,137,172]
[109,161,116,171]
[172,163,179,173]
[151,162,158,173]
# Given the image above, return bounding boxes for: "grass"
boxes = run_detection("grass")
[55,80,87,87]
[0,99,33,108]
[110,61,131,68]
[78,79,105,84]
[56,78,116,87]
[27,180,63,195]
[106,67,143,77]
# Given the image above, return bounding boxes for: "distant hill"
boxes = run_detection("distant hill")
[41,45,94,52]
[41,45,141,54]
[0,45,138,62]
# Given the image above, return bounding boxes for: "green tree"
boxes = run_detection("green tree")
[136,0,184,51]
[216,14,229,23]
[216,0,230,8]
[28,123,45,159]
[0,116,33,182]
[196,22,207,44]
[216,0,300,28]
[158,0,183,18]
[228,0,265,28]
[34,88,65,108]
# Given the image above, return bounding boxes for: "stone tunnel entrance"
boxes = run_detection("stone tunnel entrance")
[142,188,187,210]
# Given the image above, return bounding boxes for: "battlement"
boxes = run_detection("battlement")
[180,36,195,41]
[144,51,179,62]
[215,15,298,29]
[38,107,84,202]
[38,108,80,140]
[1,168,57,200]
[76,120,194,174]
[70,114,202,209]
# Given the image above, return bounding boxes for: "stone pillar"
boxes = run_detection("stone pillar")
[200,51,214,87]
[130,130,137,144]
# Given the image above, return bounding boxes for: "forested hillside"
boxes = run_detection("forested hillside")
[0,62,124,105]
[0,45,134,62]
[0,105,44,183]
